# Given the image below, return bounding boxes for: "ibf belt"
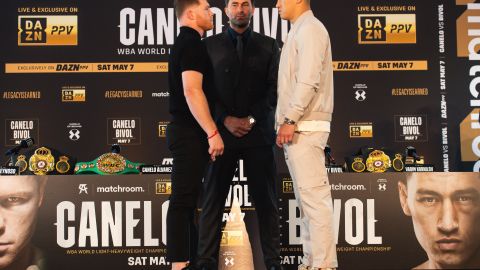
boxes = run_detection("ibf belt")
[75,153,142,175]
[366,150,391,173]
[29,147,55,175]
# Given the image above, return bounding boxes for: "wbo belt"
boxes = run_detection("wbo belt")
[75,153,143,175]
[15,146,76,175]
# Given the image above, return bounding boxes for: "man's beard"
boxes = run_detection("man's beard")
[230,16,251,28]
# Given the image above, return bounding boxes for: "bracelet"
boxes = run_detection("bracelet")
[207,129,218,139]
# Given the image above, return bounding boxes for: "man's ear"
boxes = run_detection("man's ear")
[186,8,196,21]
[398,181,411,216]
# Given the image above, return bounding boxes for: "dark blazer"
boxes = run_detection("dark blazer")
[204,30,280,148]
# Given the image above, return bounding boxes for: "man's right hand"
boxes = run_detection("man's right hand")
[224,116,252,137]
[208,133,224,161]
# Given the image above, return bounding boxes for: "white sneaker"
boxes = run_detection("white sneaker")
[298,264,311,270]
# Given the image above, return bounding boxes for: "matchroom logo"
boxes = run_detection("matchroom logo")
[460,109,480,171]
[358,14,416,44]
[18,15,77,46]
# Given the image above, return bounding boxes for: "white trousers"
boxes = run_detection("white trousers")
[284,131,338,268]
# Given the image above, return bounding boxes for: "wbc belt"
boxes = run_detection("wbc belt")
[75,153,142,175]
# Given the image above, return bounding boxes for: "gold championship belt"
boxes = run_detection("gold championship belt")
[351,157,366,172]
[29,147,55,175]
[75,152,142,175]
[365,150,391,173]
[15,155,28,173]
[97,153,126,174]
[392,154,405,172]
[14,146,76,175]
[55,156,71,174]
[345,147,404,173]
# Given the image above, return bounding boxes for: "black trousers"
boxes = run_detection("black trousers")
[166,122,209,262]
[196,145,280,268]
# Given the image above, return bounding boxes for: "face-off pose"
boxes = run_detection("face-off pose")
[167,1,224,269]
[275,0,337,269]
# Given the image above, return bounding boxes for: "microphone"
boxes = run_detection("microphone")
[5,138,35,156]
[111,144,121,154]
[325,144,336,165]
[405,146,421,162]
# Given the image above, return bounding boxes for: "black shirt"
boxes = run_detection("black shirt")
[227,26,252,48]
[168,26,215,131]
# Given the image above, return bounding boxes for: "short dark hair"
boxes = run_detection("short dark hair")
[174,0,200,18]
[224,0,255,7]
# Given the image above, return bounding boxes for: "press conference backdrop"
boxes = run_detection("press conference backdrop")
[0,0,479,171]
[18,173,474,270]
[0,172,472,270]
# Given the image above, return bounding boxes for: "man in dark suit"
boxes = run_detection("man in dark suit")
[195,0,281,269]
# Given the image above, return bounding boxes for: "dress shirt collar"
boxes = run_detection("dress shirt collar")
[227,26,252,45]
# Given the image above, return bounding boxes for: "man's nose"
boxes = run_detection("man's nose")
[437,201,459,234]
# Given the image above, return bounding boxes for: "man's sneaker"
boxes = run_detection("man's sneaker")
[298,264,310,270]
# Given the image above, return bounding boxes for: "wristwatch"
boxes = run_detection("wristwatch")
[248,115,256,126]
[284,117,296,125]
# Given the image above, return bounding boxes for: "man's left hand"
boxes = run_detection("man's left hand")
[276,124,296,148]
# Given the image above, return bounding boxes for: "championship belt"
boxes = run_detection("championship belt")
[365,150,391,173]
[55,156,71,174]
[15,155,28,173]
[29,147,55,175]
[351,157,366,172]
[16,146,77,175]
[75,153,143,175]
[345,147,405,172]
[392,154,405,172]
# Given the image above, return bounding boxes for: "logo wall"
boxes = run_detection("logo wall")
[108,118,141,145]
[5,119,39,146]
[358,13,416,44]
[394,115,428,142]
[67,123,82,141]
[17,6,78,46]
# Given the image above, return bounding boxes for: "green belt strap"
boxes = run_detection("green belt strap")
[75,153,142,175]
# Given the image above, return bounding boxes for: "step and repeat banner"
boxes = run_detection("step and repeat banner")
[0,0,479,172]
[0,172,479,270]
